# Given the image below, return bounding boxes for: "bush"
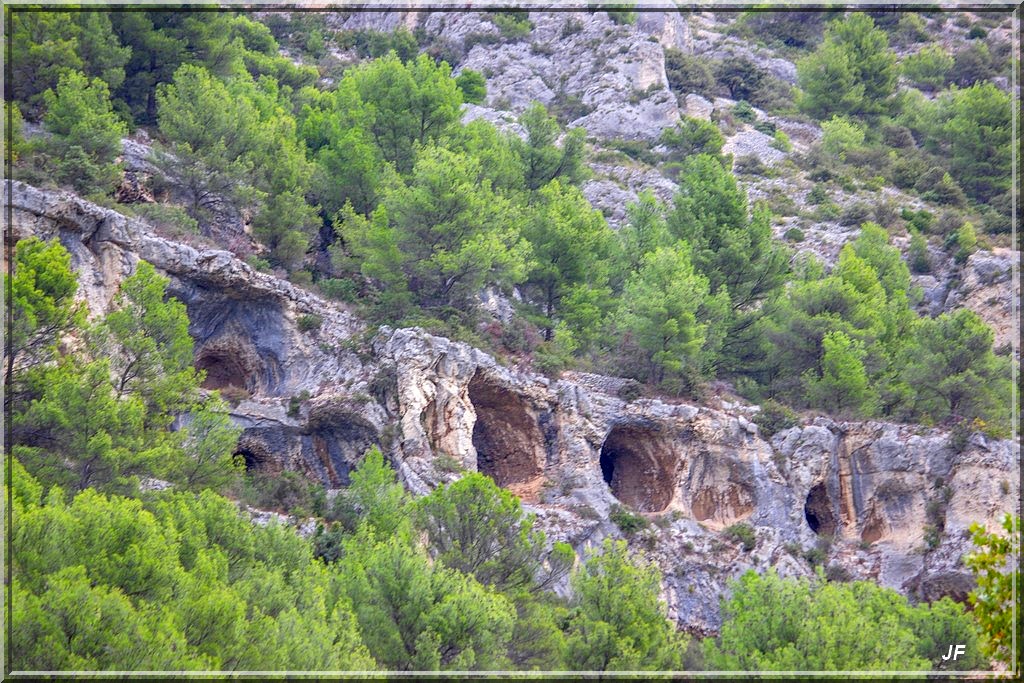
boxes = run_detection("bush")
[732,100,756,123]
[659,116,724,161]
[134,203,199,238]
[820,115,865,160]
[909,230,931,274]
[733,154,767,176]
[489,11,532,40]
[724,523,756,551]
[715,57,767,103]
[561,17,584,38]
[966,25,987,39]
[753,399,799,437]
[664,48,716,98]
[753,119,777,136]
[881,123,915,149]
[455,69,487,104]
[617,380,643,403]
[771,129,792,152]
[901,208,935,234]
[297,313,323,333]
[901,45,953,90]
[610,504,650,536]
[807,184,829,205]
[433,453,463,474]
[784,227,805,243]
[825,563,853,582]
[246,255,272,272]
[287,390,311,418]
[244,470,317,516]
[319,278,358,302]
[916,168,966,207]
[607,6,637,25]
[839,202,872,227]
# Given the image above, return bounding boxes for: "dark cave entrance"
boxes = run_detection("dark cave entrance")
[468,371,545,489]
[234,438,274,473]
[197,350,250,392]
[236,447,264,472]
[598,424,677,513]
[804,483,837,535]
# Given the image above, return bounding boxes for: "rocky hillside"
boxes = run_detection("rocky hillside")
[6,6,1019,640]
[7,178,1018,633]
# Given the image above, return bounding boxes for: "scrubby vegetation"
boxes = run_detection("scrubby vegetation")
[6,6,1018,674]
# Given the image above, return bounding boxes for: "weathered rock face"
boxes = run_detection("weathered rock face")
[7,180,1019,634]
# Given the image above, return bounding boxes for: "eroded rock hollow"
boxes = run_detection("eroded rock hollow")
[599,422,680,513]
[468,370,546,490]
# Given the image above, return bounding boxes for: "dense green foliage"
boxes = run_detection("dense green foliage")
[8,240,242,496]
[965,514,1021,669]
[7,7,1017,674]
[797,13,898,118]
[704,570,985,671]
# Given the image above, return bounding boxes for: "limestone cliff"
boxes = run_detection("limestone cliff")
[7,180,1018,633]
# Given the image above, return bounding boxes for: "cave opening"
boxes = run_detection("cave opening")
[196,351,250,392]
[598,424,677,513]
[236,446,267,472]
[804,483,837,535]
[467,371,545,490]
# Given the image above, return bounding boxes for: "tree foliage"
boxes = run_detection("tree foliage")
[40,70,126,194]
[705,570,984,671]
[565,539,686,671]
[797,13,898,118]
[965,514,1021,669]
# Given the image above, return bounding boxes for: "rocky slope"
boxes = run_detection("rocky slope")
[7,179,1018,633]
[313,9,1017,351]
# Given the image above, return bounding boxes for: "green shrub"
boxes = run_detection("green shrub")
[319,278,358,302]
[433,453,462,474]
[807,184,829,205]
[455,69,487,104]
[820,115,865,160]
[287,390,311,418]
[901,45,953,90]
[244,470,317,516]
[754,399,799,437]
[733,100,756,123]
[839,202,872,227]
[724,523,756,551]
[610,504,650,536]
[659,116,724,161]
[489,11,532,39]
[908,230,931,274]
[771,129,792,152]
[246,255,272,272]
[664,48,716,98]
[134,203,199,238]
[608,7,637,25]
[901,208,935,234]
[297,313,323,333]
[784,227,805,243]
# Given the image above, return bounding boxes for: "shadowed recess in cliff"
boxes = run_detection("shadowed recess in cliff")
[599,423,679,513]
[805,482,837,535]
[235,438,275,473]
[467,371,546,489]
[305,402,380,487]
[194,336,268,395]
[197,349,249,391]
